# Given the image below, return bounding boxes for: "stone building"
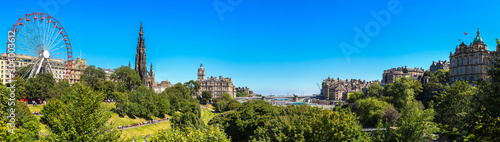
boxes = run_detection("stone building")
[235,86,255,96]
[0,53,87,84]
[104,68,115,81]
[321,77,380,101]
[67,57,87,84]
[134,22,155,89]
[449,28,498,83]
[154,80,172,93]
[430,60,449,73]
[382,66,425,85]
[196,63,236,98]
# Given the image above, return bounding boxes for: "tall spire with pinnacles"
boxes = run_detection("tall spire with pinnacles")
[135,21,150,87]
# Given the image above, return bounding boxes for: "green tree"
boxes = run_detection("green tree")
[201,91,212,103]
[114,92,129,116]
[367,82,384,98]
[213,92,235,112]
[355,97,389,127]
[434,69,450,83]
[110,66,141,91]
[13,101,31,128]
[225,100,241,111]
[48,80,71,99]
[150,125,230,142]
[236,92,250,97]
[155,93,170,118]
[103,80,116,99]
[209,100,280,141]
[435,81,473,141]
[16,115,41,141]
[40,85,120,141]
[384,101,439,141]
[8,76,26,100]
[80,65,106,88]
[184,80,201,97]
[463,41,500,141]
[125,85,159,119]
[383,76,423,110]
[416,70,447,107]
[171,111,204,129]
[25,73,56,99]
[218,102,370,141]
[347,91,366,103]
[163,83,199,116]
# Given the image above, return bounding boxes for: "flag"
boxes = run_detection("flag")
[458,39,461,41]
[464,32,468,35]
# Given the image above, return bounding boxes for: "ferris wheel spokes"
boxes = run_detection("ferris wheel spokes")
[8,12,73,81]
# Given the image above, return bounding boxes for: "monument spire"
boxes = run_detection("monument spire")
[139,21,143,37]
[150,62,153,75]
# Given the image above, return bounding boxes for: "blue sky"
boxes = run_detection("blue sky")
[2,0,500,95]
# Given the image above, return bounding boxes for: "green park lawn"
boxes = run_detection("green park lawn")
[201,107,216,125]
[121,120,171,141]
[201,103,215,110]
[27,104,43,112]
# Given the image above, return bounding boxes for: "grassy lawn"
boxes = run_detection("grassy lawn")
[109,113,151,126]
[120,121,170,141]
[201,104,215,110]
[102,102,116,110]
[104,102,159,126]
[28,105,43,112]
[201,107,216,124]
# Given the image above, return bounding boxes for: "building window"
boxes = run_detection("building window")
[461,77,463,80]
[467,76,469,81]
[467,67,469,72]
[476,59,478,64]
[475,66,478,72]
[452,78,454,82]
[461,68,463,73]
[475,75,477,80]
[452,70,454,74]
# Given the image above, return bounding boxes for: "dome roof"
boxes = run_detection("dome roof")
[473,28,483,42]
[474,36,483,42]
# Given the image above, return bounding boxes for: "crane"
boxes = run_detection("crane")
[316,83,322,94]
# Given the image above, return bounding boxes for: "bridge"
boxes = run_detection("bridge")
[235,95,318,102]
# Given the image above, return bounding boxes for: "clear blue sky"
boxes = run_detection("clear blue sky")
[2,0,500,95]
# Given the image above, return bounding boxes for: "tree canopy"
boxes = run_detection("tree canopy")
[40,85,120,141]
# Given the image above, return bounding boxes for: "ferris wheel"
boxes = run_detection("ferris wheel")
[6,12,74,81]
